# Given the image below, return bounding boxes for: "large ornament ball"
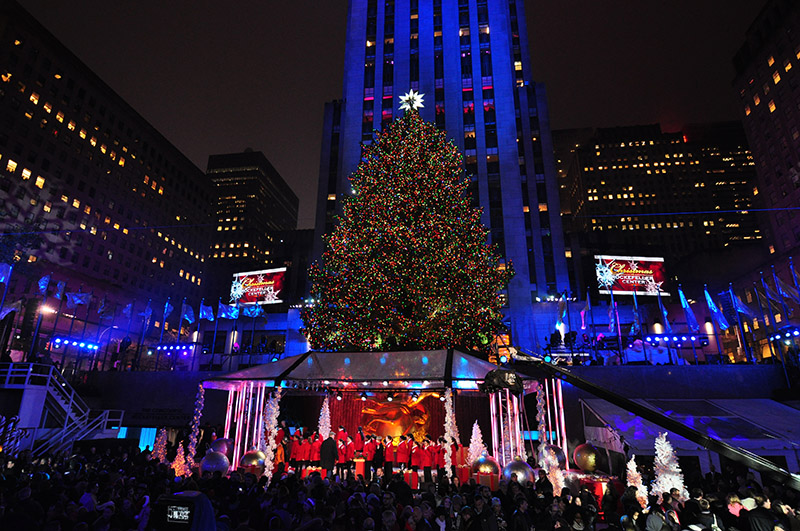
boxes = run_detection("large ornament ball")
[471,454,501,475]
[542,444,567,469]
[210,438,233,458]
[573,442,599,473]
[200,451,230,475]
[502,457,536,484]
[239,450,266,469]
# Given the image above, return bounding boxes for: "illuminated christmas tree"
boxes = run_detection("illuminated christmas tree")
[650,433,688,502]
[172,444,188,477]
[303,99,512,352]
[468,420,487,464]
[318,395,332,440]
[626,455,648,509]
[153,428,168,464]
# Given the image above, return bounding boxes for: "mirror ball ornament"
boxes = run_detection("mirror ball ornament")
[541,444,567,469]
[471,453,501,475]
[209,438,233,459]
[573,442,599,473]
[239,450,266,474]
[502,457,536,484]
[200,451,230,475]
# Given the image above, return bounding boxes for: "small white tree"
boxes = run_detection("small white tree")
[443,388,459,470]
[540,446,565,494]
[468,420,488,464]
[626,454,647,509]
[318,395,332,440]
[650,433,688,502]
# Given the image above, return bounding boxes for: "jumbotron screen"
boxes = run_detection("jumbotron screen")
[230,268,286,305]
[594,255,669,296]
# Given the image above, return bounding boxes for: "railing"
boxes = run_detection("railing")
[0,363,124,456]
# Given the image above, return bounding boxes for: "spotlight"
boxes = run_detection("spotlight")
[645,336,652,342]
[793,330,800,336]
[72,341,78,346]
[786,333,791,338]
[360,392,367,401]
[387,393,394,402]
[544,355,552,363]
[672,337,678,342]
[681,336,687,341]
[147,350,153,356]
[690,336,696,341]
[55,338,61,343]
[499,355,508,364]
[439,394,446,401]
[336,391,342,401]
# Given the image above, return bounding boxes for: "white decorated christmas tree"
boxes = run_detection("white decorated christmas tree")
[318,395,332,440]
[468,420,488,464]
[626,454,648,509]
[541,446,565,494]
[650,433,688,502]
[443,388,459,470]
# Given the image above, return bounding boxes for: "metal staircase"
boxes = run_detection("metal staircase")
[0,363,124,456]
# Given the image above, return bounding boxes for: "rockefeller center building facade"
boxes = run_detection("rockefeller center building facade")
[314,0,571,349]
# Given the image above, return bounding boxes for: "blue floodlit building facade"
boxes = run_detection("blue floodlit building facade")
[314,0,571,350]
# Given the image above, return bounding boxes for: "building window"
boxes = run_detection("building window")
[35,176,44,188]
[30,92,39,104]
[21,168,31,180]
[6,159,17,173]
[773,71,781,84]
[768,100,776,113]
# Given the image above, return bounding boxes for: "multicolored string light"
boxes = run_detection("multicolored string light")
[303,110,513,352]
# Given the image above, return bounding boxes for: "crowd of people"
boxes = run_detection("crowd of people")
[1,428,799,531]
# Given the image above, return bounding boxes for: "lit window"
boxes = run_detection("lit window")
[28,255,37,263]
[744,105,751,116]
[514,61,522,71]
[768,56,775,66]
[21,168,31,180]
[538,203,548,212]
[84,205,91,214]
[327,194,336,200]
[90,137,97,147]
[565,249,572,258]
[67,120,75,130]
[122,228,128,234]
[769,100,776,113]
[34,176,44,188]
[72,198,80,208]
[158,186,163,195]
[754,94,760,105]
[522,206,530,213]
[43,102,52,113]
[773,71,781,84]
[30,92,39,104]
[79,128,87,139]
[100,144,107,154]
[6,159,17,172]
[785,60,792,72]
[56,111,64,122]
[113,223,120,230]
[118,157,125,167]
[43,201,51,213]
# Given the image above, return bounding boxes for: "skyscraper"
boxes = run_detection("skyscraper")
[206,150,299,300]
[314,0,570,349]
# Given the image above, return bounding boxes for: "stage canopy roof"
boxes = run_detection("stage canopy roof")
[204,350,511,392]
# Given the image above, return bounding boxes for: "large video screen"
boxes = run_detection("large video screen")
[594,255,668,296]
[230,268,286,305]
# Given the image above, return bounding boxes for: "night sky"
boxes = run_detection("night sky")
[19,0,764,229]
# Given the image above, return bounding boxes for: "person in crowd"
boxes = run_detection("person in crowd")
[320,431,337,478]
[384,435,395,478]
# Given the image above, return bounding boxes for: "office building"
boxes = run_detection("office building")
[314,0,571,349]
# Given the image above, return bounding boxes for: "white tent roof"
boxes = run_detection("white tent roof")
[204,349,506,392]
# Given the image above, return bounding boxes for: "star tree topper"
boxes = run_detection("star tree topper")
[399,89,425,112]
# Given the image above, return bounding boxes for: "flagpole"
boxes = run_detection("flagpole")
[29,275,51,362]
[135,299,151,370]
[608,286,623,362]
[179,297,187,344]
[791,257,800,298]
[250,309,257,366]
[75,293,94,375]
[729,284,752,363]
[94,302,114,371]
[117,299,136,370]
[679,284,699,365]
[48,283,66,356]
[760,274,790,387]
[771,265,792,327]
[156,297,170,371]
[705,285,724,362]
[587,288,596,360]
[564,291,574,358]
[61,286,82,370]
[633,289,648,362]
[753,281,774,361]
[210,298,220,369]
[0,264,13,316]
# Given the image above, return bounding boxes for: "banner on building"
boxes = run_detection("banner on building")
[230,268,286,305]
[594,255,669,296]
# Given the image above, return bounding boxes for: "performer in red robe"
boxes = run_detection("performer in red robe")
[421,439,434,484]
[310,434,322,467]
[335,425,348,443]
[362,435,376,482]
[383,435,395,478]
[345,435,355,472]
[395,435,410,470]
[354,427,365,453]
[290,434,301,469]
[336,439,347,477]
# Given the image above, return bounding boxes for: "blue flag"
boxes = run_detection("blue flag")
[38,275,51,296]
[0,263,11,284]
[242,305,265,318]
[705,288,729,331]
[122,303,133,318]
[678,287,699,333]
[140,301,153,319]
[731,290,753,317]
[163,300,174,320]
[199,302,215,321]
[217,302,239,320]
[657,290,673,334]
[54,281,66,300]
[181,303,195,324]
[97,295,109,317]
[65,292,91,309]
